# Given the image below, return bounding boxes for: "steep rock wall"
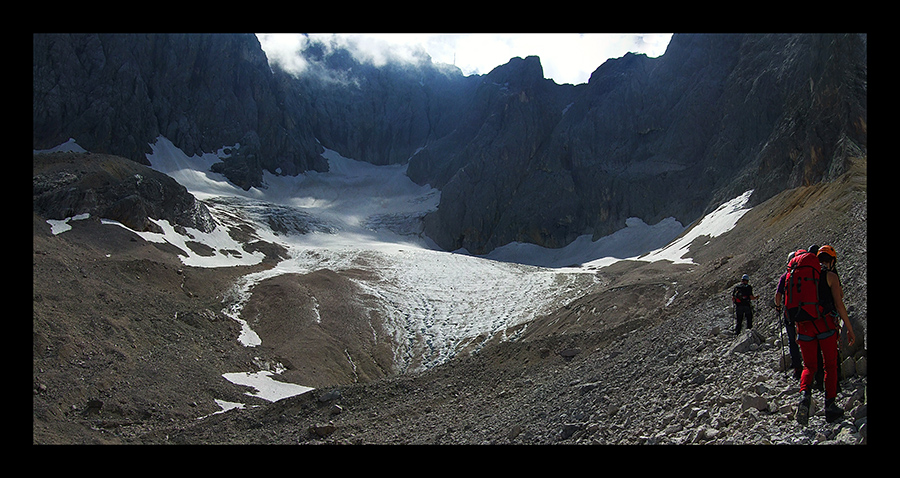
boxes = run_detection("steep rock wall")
[33,33,326,190]
[33,33,867,254]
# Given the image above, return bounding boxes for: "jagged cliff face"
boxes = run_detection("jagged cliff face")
[289,43,481,168]
[413,34,867,254]
[32,33,867,254]
[32,33,326,190]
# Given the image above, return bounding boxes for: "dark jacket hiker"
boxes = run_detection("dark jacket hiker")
[732,274,757,335]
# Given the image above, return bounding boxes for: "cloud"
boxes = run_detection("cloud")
[257,33,673,86]
[257,33,313,75]
[258,33,437,85]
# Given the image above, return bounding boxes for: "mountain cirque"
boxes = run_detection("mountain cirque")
[33,32,867,445]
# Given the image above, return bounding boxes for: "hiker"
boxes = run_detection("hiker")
[788,246,856,425]
[815,245,856,418]
[775,252,803,380]
[732,274,758,335]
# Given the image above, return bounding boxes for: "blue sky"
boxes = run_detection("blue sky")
[257,33,673,86]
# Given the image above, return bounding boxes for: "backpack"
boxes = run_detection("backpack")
[784,249,823,321]
[732,283,752,306]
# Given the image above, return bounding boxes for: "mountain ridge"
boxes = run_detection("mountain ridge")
[33,33,867,255]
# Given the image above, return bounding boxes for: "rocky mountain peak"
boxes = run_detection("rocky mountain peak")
[33,33,866,255]
[483,55,546,88]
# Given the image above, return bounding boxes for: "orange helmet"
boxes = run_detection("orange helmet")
[817,245,837,260]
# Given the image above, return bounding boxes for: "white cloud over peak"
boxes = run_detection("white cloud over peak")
[257,33,672,85]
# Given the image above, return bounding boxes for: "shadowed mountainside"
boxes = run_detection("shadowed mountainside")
[33,33,866,254]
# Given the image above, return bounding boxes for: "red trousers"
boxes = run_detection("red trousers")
[797,319,839,400]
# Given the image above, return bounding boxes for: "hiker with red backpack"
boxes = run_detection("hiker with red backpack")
[775,252,804,381]
[785,245,856,425]
[732,274,758,335]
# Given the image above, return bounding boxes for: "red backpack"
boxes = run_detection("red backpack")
[784,249,823,321]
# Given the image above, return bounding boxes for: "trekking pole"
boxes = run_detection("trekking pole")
[777,307,787,380]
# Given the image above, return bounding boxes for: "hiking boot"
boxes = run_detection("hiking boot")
[795,394,811,426]
[825,399,845,423]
